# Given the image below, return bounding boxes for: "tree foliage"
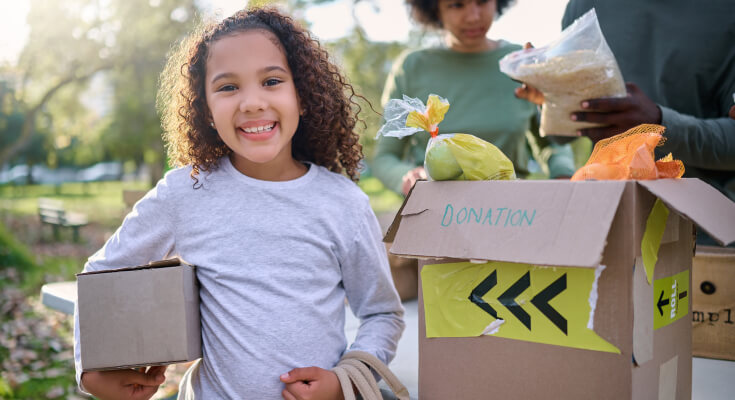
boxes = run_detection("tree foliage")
[326,27,406,161]
[4,0,418,181]
[3,0,196,183]
[1,0,110,168]
[97,0,197,183]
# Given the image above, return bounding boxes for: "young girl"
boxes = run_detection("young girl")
[73,7,405,400]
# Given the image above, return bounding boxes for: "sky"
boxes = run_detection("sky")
[0,0,569,65]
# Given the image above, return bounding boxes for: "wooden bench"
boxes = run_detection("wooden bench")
[38,198,88,242]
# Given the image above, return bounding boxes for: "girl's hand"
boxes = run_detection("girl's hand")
[514,83,545,106]
[81,365,167,400]
[280,367,344,400]
[401,166,427,196]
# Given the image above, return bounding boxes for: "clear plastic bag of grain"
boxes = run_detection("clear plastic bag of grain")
[499,8,626,136]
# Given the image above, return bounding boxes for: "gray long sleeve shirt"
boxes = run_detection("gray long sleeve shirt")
[73,157,405,398]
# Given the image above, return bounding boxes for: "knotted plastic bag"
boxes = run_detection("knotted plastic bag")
[376,94,516,181]
[570,124,685,181]
[499,8,626,136]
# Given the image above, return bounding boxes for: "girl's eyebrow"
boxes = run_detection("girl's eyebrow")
[261,65,288,74]
[210,72,236,85]
[210,66,288,85]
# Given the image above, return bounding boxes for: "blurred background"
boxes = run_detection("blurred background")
[0,0,572,398]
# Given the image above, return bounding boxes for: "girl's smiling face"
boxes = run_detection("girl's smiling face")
[205,30,304,180]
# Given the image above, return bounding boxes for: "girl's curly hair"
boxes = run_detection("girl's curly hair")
[406,0,516,29]
[157,7,364,185]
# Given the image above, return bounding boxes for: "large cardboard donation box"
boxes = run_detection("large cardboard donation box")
[691,246,735,361]
[385,178,735,400]
[76,259,201,371]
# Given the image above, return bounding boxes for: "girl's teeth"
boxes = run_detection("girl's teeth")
[243,123,274,133]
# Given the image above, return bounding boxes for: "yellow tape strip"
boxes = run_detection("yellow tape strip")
[641,199,669,284]
[422,261,619,353]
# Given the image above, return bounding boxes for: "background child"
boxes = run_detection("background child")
[73,7,405,400]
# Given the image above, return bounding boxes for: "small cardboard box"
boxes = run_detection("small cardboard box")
[691,246,735,361]
[76,259,201,371]
[385,178,734,400]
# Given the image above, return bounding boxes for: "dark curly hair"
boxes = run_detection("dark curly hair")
[157,7,364,185]
[406,0,516,29]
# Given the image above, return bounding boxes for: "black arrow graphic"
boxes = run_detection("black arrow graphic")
[657,290,688,317]
[531,274,568,335]
[469,270,498,319]
[499,272,531,330]
[657,290,669,316]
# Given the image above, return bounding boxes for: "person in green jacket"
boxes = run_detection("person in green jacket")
[515,0,734,245]
[372,0,577,196]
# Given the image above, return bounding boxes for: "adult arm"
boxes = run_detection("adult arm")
[74,181,176,395]
[570,83,735,170]
[656,107,735,170]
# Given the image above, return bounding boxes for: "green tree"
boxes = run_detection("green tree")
[327,27,406,161]
[3,0,196,185]
[0,0,111,168]
[97,0,197,184]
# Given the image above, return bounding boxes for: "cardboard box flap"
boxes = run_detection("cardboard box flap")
[639,179,735,246]
[388,180,627,267]
[383,181,421,244]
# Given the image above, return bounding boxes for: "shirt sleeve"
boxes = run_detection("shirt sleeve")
[657,106,735,170]
[340,201,405,366]
[73,181,176,392]
[547,142,577,178]
[561,0,591,29]
[372,136,419,194]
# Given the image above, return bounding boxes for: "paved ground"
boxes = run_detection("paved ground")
[345,299,735,400]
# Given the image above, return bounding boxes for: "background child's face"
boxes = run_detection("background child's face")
[205,30,301,173]
[439,0,495,51]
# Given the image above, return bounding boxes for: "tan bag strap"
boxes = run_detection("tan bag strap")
[332,350,410,400]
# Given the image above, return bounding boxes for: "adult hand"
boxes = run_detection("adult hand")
[513,43,544,105]
[571,82,662,142]
[81,366,167,400]
[401,166,427,196]
[729,104,735,120]
[280,367,344,400]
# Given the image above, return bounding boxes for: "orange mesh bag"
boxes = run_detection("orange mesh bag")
[571,124,685,181]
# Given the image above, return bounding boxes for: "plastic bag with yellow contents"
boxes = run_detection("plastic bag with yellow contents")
[376,94,516,181]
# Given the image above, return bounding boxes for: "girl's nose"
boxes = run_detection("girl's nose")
[239,90,267,113]
[465,2,481,21]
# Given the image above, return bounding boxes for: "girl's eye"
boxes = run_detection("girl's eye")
[448,1,465,8]
[216,84,237,92]
[264,78,282,87]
